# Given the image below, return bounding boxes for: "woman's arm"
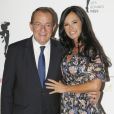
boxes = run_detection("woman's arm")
[45,78,102,94]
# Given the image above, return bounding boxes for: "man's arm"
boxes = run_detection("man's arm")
[1,45,17,114]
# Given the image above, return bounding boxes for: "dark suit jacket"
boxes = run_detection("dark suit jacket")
[1,37,65,114]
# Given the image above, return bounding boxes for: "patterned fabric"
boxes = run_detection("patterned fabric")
[60,51,106,114]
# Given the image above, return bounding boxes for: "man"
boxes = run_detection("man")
[1,7,64,114]
[1,7,100,114]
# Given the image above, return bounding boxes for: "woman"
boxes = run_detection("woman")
[46,6,111,114]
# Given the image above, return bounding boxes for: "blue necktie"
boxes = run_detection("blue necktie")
[38,46,45,88]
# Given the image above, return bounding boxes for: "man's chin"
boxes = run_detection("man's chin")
[39,40,48,45]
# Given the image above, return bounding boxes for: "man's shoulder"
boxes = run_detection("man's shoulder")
[6,37,32,57]
[51,38,65,53]
[8,37,31,49]
[51,38,62,47]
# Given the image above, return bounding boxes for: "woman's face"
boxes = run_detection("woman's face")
[64,11,82,43]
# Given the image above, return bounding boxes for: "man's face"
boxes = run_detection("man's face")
[30,11,55,45]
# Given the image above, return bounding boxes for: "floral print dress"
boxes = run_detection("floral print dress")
[60,51,106,114]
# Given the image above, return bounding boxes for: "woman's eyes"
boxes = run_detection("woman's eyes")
[64,24,69,27]
[73,21,77,24]
[64,21,77,27]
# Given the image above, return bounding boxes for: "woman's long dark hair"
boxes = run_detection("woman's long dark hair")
[59,6,111,68]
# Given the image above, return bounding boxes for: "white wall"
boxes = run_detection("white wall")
[0,0,114,113]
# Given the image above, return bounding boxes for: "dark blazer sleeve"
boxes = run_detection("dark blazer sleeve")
[1,44,17,114]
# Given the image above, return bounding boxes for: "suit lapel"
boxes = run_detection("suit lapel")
[46,39,60,80]
[47,40,55,77]
[25,38,41,87]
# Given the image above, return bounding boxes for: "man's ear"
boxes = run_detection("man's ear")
[29,22,33,32]
[53,24,56,31]
[52,24,58,37]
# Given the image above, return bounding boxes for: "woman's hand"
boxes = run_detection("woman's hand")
[45,79,67,94]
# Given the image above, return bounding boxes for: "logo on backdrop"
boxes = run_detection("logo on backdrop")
[0,22,10,57]
[86,0,91,13]
[85,0,104,13]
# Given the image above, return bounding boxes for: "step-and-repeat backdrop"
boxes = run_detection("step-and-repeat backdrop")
[0,0,114,113]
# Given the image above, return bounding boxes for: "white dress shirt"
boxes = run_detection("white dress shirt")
[32,37,50,78]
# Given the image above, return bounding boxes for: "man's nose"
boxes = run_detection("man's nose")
[40,25,46,31]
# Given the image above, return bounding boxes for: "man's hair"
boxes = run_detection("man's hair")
[30,7,58,26]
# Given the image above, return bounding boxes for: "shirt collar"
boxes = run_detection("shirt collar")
[32,36,50,49]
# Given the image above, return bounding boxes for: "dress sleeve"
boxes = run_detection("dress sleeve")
[87,56,107,81]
